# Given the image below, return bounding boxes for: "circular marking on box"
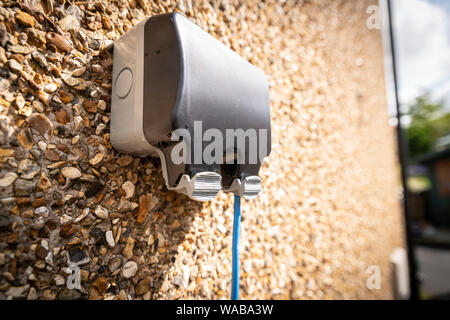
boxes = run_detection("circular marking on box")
[115,68,133,99]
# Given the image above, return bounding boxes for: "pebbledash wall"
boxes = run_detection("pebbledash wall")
[0,0,405,299]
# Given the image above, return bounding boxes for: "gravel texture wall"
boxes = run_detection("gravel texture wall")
[0,0,405,300]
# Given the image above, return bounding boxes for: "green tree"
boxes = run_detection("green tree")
[406,94,449,158]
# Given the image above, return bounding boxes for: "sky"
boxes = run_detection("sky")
[393,0,450,109]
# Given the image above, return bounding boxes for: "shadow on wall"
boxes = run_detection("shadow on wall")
[0,11,203,299]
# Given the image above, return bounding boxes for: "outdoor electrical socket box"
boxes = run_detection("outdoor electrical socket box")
[111,12,271,201]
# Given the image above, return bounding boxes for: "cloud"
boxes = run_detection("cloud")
[393,0,450,106]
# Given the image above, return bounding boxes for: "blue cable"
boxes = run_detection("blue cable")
[231,195,241,300]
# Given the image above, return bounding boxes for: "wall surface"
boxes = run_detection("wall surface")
[0,0,404,299]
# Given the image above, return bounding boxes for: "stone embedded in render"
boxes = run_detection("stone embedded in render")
[61,167,82,179]
[122,261,138,278]
[94,206,108,220]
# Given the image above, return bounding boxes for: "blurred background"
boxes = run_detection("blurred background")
[392,0,450,300]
